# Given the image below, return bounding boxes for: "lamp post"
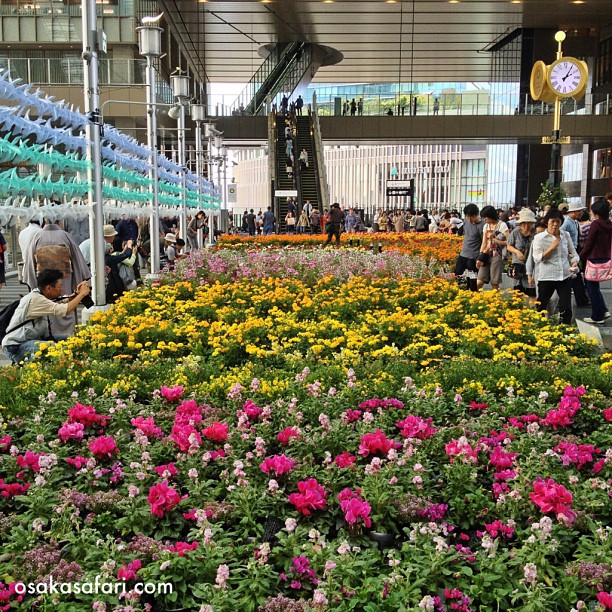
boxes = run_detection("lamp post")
[191,103,206,249]
[170,70,190,244]
[549,31,565,189]
[205,123,216,246]
[136,16,163,273]
[220,145,228,232]
[81,0,106,306]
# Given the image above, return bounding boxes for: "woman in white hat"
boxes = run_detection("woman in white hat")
[507,208,537,296]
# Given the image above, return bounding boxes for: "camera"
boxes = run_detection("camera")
[82,51,93,62]
[81,295,95,309]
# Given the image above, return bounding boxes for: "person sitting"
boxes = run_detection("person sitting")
[2,268,91,364]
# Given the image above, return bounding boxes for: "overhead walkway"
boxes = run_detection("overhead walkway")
[213,113,612,147]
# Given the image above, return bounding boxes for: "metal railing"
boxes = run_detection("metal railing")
[0,2,133,17]
[199,91,612,119]
[0,57,155,87]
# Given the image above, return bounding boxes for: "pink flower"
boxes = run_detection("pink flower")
[554,442,600,470]
[174,400,202,426]
[288,478,327,516]
[0,436,12,452]
[597,592,612,610]
[529,478,576,523]
[277,427,300,446]
[160,385,184,401]
[489,447,518,470]
[16,450,44,472]
[541,386,582,429]
[147,480,183,518]
[358,430,400,457]
[58,421,85,442]
[131,417,163,439]
[169,424,201,452]
[260,454,296,476]
[484,519,514,539]
[445,437,479,464]
[395,415,436,439]
[117,559,141,581]
[0,480,31,498]
[338,488,372,528]
[67,403,109,428]
[155,463,179,478]
[89,436,118,459]
[166,541,198,556]
[343,410,363,423]
[603,407,612,422]
[469,401,489,411]
[65,456,89,469]
[333,452,357,469]
[242,399,263,421]
[202,422,229,442]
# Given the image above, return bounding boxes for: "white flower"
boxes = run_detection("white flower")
[285,518,297,532]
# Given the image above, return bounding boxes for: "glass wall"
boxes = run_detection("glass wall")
[593,148,612,180]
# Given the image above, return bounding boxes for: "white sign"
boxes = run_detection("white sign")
[275,190,298,197]
[386,180,413,189]
[227,184,237,203]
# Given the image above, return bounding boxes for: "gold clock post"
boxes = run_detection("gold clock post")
[530,32,589,189]
[549,31,566,188]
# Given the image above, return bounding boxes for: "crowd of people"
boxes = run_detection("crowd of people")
[0,210,217,364]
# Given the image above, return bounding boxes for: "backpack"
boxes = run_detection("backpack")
[0,299,26,342]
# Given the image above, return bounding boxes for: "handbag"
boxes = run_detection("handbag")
[585,260,612,282]
[507,262,526,279]
[584,232,612,282]
[325,221,333,233]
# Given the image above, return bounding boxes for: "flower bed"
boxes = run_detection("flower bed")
[0,245,611,611]
[217,233,463,267]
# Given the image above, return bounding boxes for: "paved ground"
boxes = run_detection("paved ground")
[1,269,611,367]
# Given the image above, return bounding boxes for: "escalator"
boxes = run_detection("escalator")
[294,114,322,214]
[232,43,313,117]
[274,114,298,231]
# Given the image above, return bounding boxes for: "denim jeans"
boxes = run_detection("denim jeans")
[585,258,609,321]
[4,335,69,364]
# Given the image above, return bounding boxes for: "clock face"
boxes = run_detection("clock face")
[548,60,583,96]
[530,61,546,98]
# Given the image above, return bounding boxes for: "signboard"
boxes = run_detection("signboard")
[386,180,413,197]
[227,184,237,203]
[275,190,298,197]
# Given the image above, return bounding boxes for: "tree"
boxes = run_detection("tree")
[536,180,568,210]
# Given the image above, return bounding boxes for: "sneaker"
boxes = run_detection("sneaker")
[583,317,605,325]
[605,311,611,319]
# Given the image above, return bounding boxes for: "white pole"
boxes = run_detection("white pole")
[207,131,214,246]
[82,0,106,305]
[195,118,204,249]
[177,102,188,243]
[146,57,160,271]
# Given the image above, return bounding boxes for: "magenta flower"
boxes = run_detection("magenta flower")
[277,427,300,446]
[117,559,141,581]
[174,400,203,426]
[58,421,85,442]
[169,424,201,452]
[131,416,163,438]
[147,480,183,518]
[65,455,89,469]
[396,415,436,439]
[16,450,44,472]
[155,463,179,478]
[554,442,600,470]
[489,447,518,470]
[358,430,400,457]
[202,422,228,442]
[88,436,118,459]
[166,541,198,556]
[0,480,31,498]
[603,407,612,422]
[160,385,184,401]
[338,488,372,528]
[530,477,576,523]
[0,435,12,452]
[483,519,514,539]
[445,438,479,464]
[260,454,296,476]
[288,478,327,516]
[343,409,363,423]
[333,452,357,468]
[242,399,263,421]
[67,403,109,428]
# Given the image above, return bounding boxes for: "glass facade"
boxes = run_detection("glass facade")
[593,148,612,180]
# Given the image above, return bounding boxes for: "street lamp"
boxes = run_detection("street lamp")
[170,69,190,244]
[205,123,218,246]
[136,15,163,273]
[191,103,206,248]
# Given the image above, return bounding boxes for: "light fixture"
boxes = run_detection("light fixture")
[572,1,585,3]
[449,1,459,4]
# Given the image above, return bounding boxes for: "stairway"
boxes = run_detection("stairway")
[294,115,319,214]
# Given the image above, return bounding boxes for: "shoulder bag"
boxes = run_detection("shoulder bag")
[584,230,612,282]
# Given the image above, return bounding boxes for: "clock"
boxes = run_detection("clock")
[547,57,588,98]
[530,60,556,104]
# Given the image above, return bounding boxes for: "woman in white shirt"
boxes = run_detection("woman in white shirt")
[532,209,579,325]
[476,205,509,290]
